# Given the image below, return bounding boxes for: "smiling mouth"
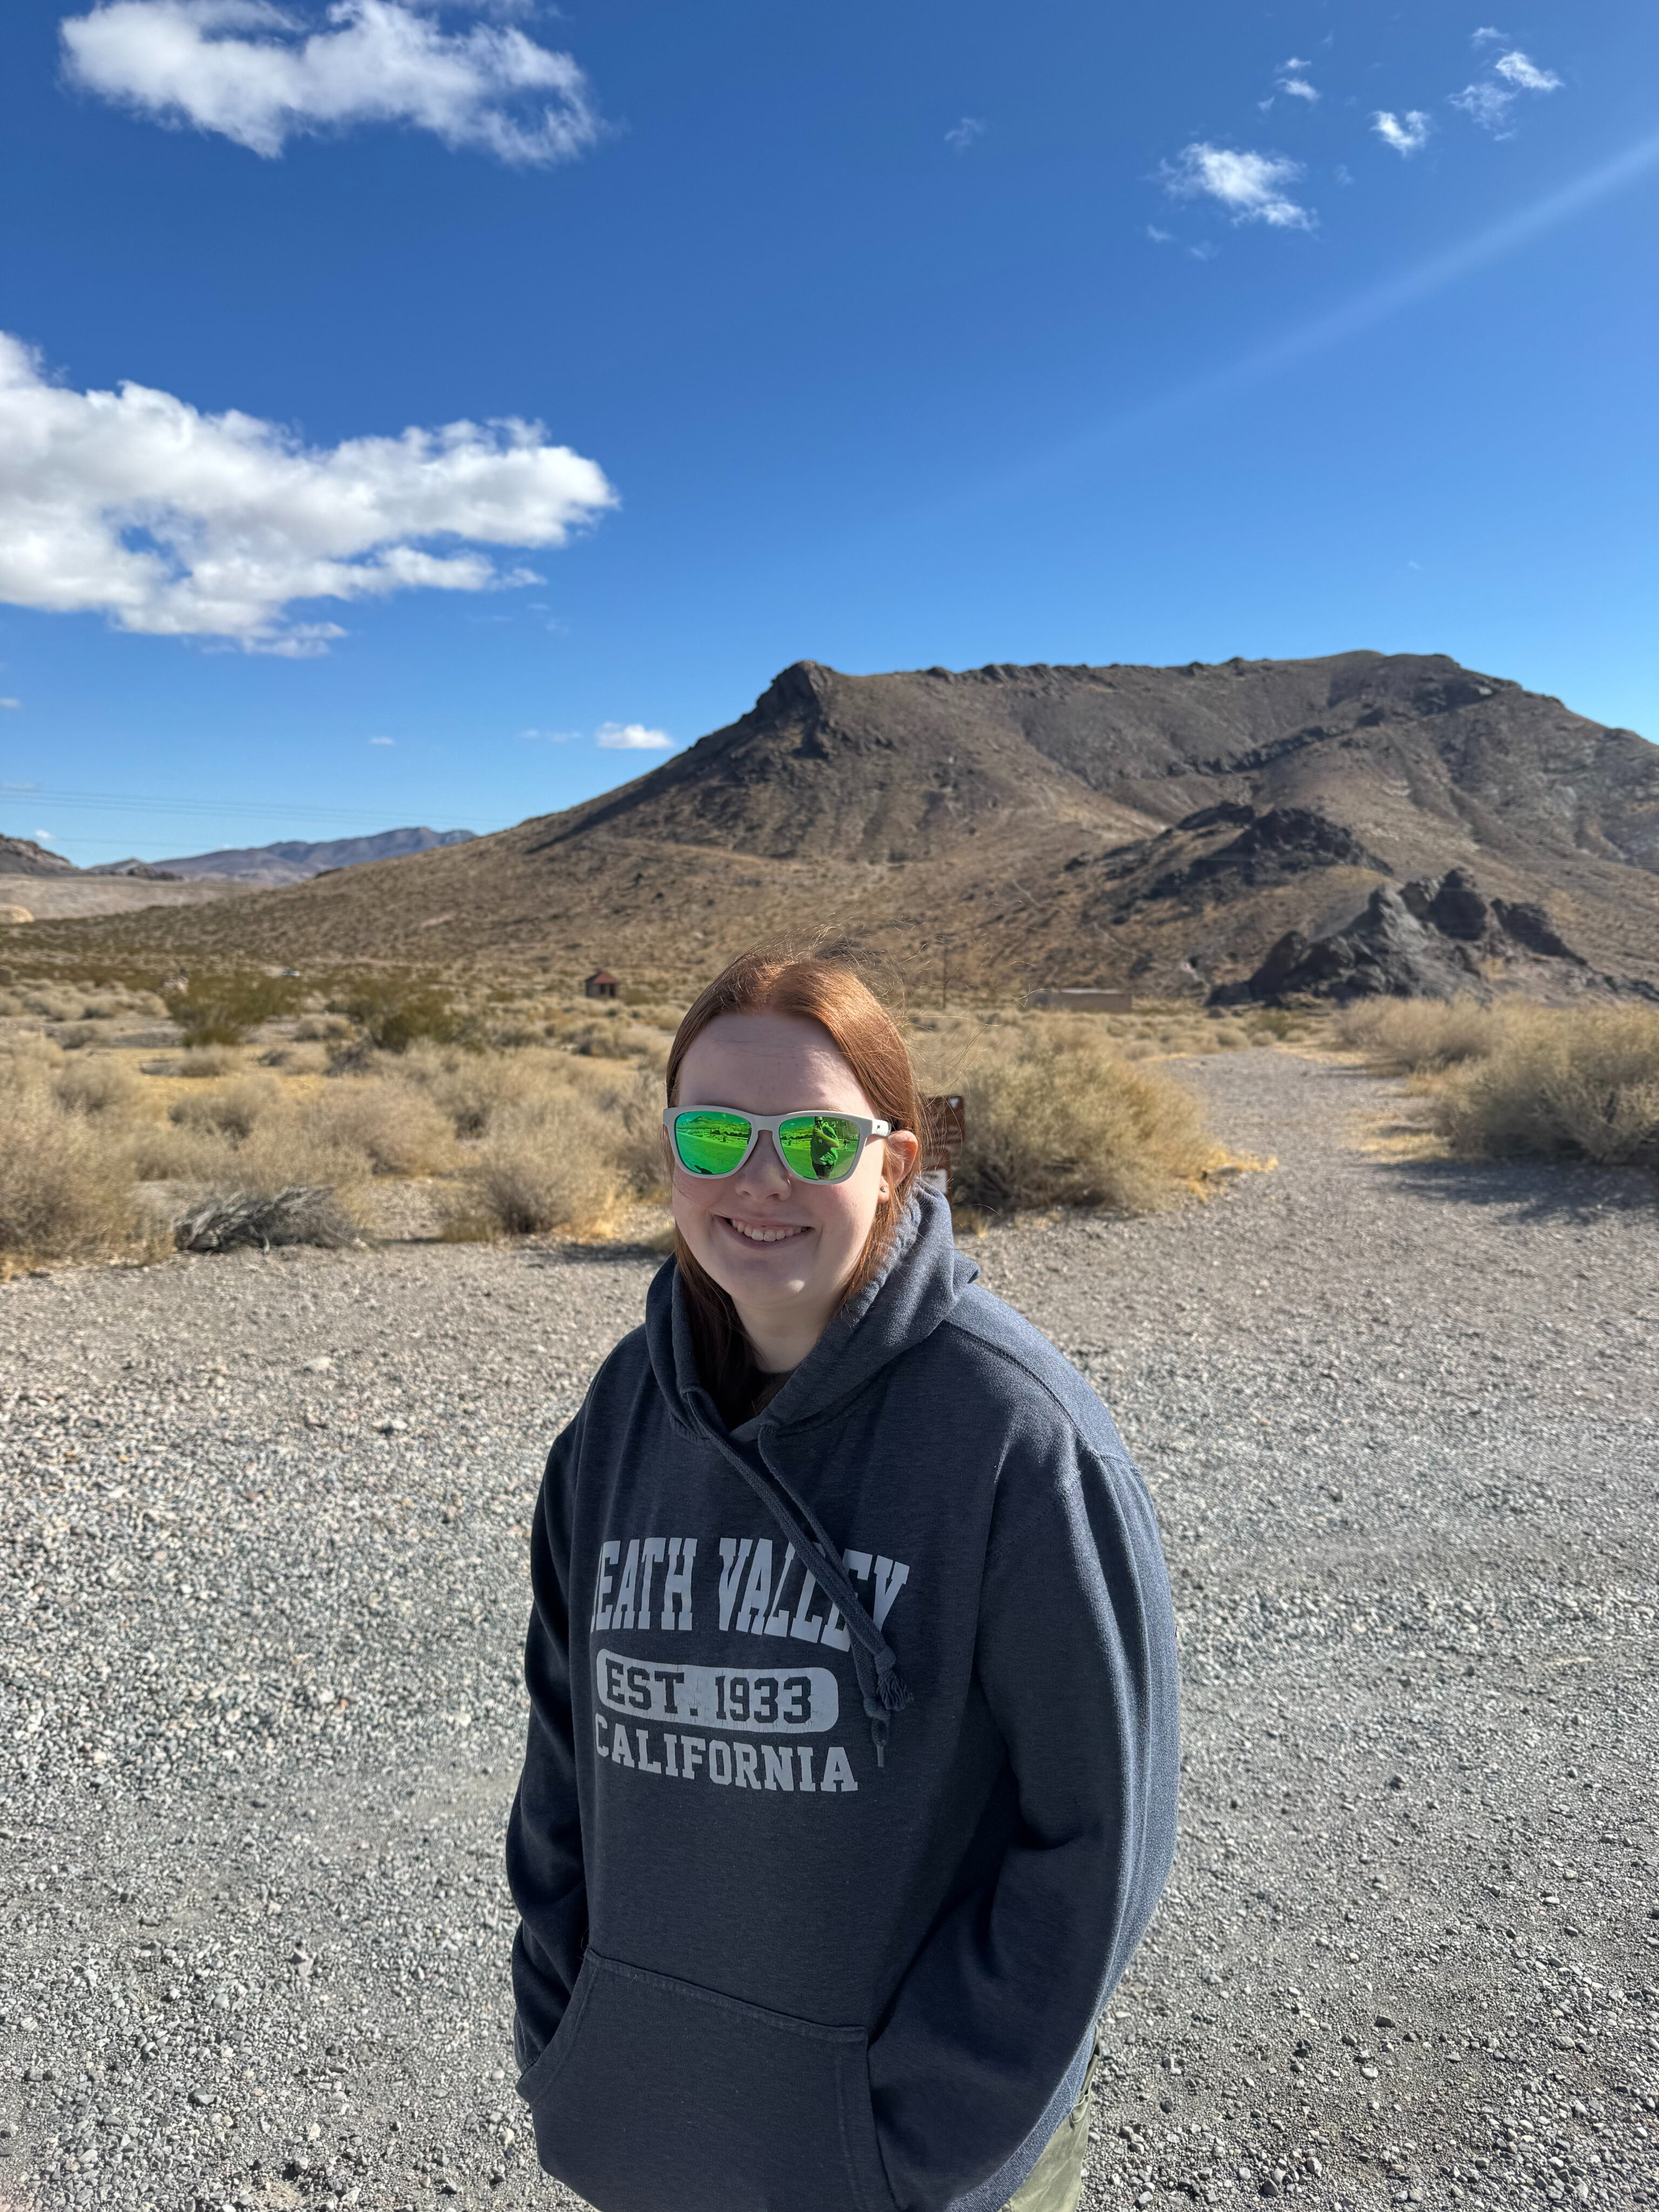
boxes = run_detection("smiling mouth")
[721,1218,811,1246]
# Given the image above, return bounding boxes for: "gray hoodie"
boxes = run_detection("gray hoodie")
[507,1190,1179,2212]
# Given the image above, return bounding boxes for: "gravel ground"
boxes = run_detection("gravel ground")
[2,1046,1655,2212]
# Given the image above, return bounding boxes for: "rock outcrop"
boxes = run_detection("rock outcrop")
[1213,868,1659,1006]
[0,834,78,876]
[1142,805,1388,902]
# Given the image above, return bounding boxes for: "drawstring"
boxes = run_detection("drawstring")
[851,1640,913,1769]
[686,1387,911,1768]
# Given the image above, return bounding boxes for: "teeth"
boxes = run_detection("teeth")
[727,1220,806,1244]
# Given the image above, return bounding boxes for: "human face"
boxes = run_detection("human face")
[670,1011,915,1372]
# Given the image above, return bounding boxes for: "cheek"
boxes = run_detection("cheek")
[817,1172,881,1249]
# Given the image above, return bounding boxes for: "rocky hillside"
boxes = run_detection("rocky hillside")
[12,652,1659,996]
[0,834,78,877]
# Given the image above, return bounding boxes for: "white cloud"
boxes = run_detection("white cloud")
[35,829,56,842]
[60,0,601,163]
[1374,109,1432,156]
[1452,48,1561,133]
[1494,49,1561,93]
[1277,75,1318,103]
[1145,225,1173,243]
[368,734,394,744]
[944,116,984,153]
[1471,26,1506,45]
[0,697,19,710]
[1163,143,1314,230]
[0,330,616,652]
[520,726,579,743]
[1450,79,1516,132]
[596,721,672,751]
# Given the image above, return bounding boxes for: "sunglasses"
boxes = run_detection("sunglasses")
[664,1105,893,1185]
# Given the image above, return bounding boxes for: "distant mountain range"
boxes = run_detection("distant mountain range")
[83,826,475,885]
[16,652,1659,996]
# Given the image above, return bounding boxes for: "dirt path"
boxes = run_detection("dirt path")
[2,1047,1655,2211]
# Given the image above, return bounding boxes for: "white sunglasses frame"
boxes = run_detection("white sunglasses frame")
[663,1104,894,1184]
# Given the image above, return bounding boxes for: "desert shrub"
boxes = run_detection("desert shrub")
[308,1079,457,1177]
[448,1095,624,1238]
[168,1074,285,1139]
[1240,1006,1314,1043]
[294,1014,354,1042]
[334,976,461,1053]
[947,1033,1220,1213]
[570,1018,673,1070]
[54,1057,144,1118]
[1335,997,1500,1070]
[1429,1006,1659,1169]
[167,1046,242,1078]
[0,1072,141,1261]
[129,1116,237,1183]
[164,973,301,1047]
[214,1118,375,1198]
[394,1040,552,1136]
[442,1062,665,1238]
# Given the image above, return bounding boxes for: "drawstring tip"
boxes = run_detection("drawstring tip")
[878,1668,912,1715]
[868,1712,889,1768]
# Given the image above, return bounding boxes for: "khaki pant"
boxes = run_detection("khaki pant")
[1000,2032,1102,2212]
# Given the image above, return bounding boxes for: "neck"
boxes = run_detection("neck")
[732,1295,837,1378]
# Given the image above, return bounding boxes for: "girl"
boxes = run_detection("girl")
[507,950,1179,2212]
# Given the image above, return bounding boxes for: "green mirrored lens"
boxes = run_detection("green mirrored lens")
[778,1113,862,1183]
[675,1111,753,1175]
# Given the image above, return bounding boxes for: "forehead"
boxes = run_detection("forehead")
[679,1011,873,1114]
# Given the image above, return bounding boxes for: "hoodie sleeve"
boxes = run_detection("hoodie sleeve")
[505,1410,586,2075]
[867,1405,1180,2212]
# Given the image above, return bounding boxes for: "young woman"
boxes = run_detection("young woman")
[506,950,1179,2212]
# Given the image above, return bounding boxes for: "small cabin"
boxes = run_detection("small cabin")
[583,969,620,1001]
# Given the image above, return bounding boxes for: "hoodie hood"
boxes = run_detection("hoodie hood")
[646,1190,977,1763]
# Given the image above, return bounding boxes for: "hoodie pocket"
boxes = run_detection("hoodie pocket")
[519,1947,896,2212]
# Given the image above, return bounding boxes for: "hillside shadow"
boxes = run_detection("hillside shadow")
[1377,1153,1655,1221]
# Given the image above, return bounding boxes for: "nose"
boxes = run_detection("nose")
[731,1130,792,1201]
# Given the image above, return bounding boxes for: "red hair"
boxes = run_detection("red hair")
[665,947,925,1418]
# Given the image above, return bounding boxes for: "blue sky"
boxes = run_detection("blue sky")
[1,0,1654,865]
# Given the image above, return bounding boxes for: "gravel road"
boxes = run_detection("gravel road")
[3,1047,1656,2212]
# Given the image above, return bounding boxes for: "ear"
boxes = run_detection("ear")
[879,1126,922,1199]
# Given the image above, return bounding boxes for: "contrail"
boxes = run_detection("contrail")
[948,127,1659,511]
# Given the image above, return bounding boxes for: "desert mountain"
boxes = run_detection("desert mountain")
[16,652,1659,996]
[86,826,475,886]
